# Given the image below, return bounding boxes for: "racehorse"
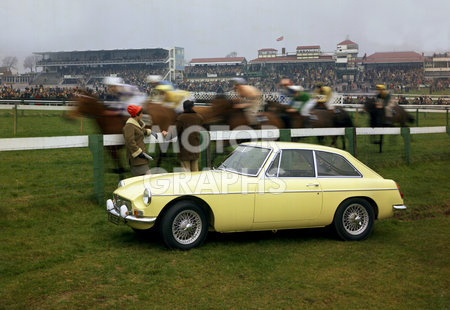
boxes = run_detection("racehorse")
[69,92,216,172]
[266,100,353,149]
[206,95,284,129]
[363,97,415,152]
[363,97,414,127]
[68,91,128,179]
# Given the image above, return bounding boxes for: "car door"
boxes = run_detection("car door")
[254,149,323,224]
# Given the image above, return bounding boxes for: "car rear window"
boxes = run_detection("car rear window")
[315,151,361,177]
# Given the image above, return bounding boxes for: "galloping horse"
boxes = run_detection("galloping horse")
[68,91,128,178]
[364,97,414,127]
[205,95,284,130]
[363,97,415,152]
[266,100,353,148]
[69,92,215,172]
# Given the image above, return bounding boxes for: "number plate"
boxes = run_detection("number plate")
[108,212,121,225]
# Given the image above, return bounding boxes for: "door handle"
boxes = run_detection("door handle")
[307,183,319,187]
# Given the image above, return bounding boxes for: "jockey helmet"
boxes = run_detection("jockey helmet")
[231,77,247,85]
[376,84,386,90]
[316,86,332,102]
[288,85,304,92]
[103,76,124,86]
[155,84,174,92]
[279,78,293,86]
[146,75,162,83]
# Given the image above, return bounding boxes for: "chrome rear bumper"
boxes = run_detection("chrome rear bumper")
[393,205,407,210]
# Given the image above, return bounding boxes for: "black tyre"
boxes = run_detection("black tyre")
[334,198,374,241]
[159,201,208,250]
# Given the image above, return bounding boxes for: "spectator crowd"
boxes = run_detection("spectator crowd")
[1,62,448,102]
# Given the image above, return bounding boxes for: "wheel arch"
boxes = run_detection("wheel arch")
[156,195,215,229]
[336,196,379,219]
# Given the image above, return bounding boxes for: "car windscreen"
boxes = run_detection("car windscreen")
[218,145,271,176]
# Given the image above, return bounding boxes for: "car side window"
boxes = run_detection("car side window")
[266,152,280,177]
[316,151,361,177]
[278,150,315,177]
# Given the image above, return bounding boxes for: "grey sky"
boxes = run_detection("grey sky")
[1,0,449,72]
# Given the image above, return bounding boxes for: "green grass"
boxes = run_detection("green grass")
[0,110,449,309]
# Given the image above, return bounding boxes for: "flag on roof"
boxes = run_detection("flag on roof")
[276,36,284,41]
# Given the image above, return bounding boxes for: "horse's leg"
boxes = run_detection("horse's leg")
[379,135,383,153]
[155,144,163,168]
[331,136,338,148]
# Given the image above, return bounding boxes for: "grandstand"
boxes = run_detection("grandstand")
[424,52,450,79]
[32,47,184,87]
[1,39,447,95]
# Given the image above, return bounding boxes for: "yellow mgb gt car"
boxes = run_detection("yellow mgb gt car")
[106,142,406,250]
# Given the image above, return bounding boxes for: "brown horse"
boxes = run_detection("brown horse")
[69,93,216,172]
[266,100,353,148]
[364,97,414,127]
[363,97,414,153]
[68,92,128,178]
[205,95,284,130]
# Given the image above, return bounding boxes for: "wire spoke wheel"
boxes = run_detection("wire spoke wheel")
[334,198,374,241]
[172,210,202,245]
[342,203,369,235]
[160,201,208,250]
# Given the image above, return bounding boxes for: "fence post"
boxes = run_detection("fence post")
[345,127,357,157]
[401,127,411,165]
[279,129,291,142]
[416,108,419,127]
[89,134,104,205]
[446,108,448,126]
[13,103,17,136]
[199,131,210,170]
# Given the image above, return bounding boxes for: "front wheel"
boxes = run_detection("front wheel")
[334,198,374,241]
[160,201,208,250]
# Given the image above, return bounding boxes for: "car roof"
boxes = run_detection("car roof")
[242,141,350,156]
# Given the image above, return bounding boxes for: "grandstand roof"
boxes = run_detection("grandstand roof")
[338,40,357,46]
[249,56,333,64]
[258,48,277,52]
[364,51,424,64]
[189,57,246,65]
[297,45,320,50]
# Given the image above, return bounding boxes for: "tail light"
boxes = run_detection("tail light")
[396,182,404,199]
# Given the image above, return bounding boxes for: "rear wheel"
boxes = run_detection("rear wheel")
[160,201,208,250]
[334,198,374,241]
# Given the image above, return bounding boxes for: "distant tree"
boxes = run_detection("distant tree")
[23,55,40,72]
[2,56,18,71]
[226,52,237,58]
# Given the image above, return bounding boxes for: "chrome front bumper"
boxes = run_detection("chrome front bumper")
[393,205,407,210]
[106,199,156,225]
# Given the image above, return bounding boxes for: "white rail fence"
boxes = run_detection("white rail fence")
[1,127,448,204]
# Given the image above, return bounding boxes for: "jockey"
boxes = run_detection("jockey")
[103,76,147,116]
[285,85,311,113]
[299,84,332,118]
[152,84,194,114]
[231,77,263,126]
[278,78,294,105]
[376,84,396,123]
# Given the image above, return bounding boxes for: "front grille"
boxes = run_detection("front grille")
[113,194,132,213]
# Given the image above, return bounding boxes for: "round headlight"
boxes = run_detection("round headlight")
[143,187,152,205]
[118,180,125,188]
